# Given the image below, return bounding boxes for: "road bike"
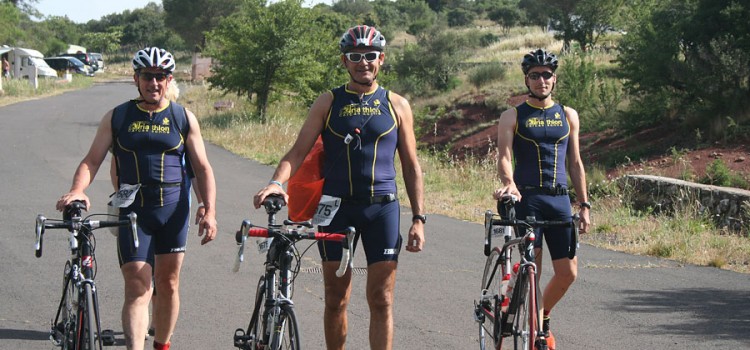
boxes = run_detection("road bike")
[474,196,579,350]
[232,195,355,350]
[35,200,138,350]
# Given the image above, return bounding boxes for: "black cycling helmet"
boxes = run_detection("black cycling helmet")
[521,49,558,75]
[339,25,386,53]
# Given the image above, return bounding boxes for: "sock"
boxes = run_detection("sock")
[153,340,171,350]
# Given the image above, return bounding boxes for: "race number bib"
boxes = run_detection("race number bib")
[109,183,141,208]
[312,195,342,226]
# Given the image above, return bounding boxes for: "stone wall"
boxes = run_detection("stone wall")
[618,175,750,232]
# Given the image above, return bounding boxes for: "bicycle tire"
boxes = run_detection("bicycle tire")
[271,304,301,350]
[244,276,265,350]
[512,267,537,350]
[479,247,502,350]
[58,263,76,350]
[79,283,100,350]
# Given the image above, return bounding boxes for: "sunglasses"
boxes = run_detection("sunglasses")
[344,51,381,63]
[139,72,170,82]
[527,71,554,81]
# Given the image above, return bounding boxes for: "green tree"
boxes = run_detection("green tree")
[392,31,475,96]
[163,0,242,49]
[617,0,750,139]
[0,2,23,45]
[205,0,339,121]
[81,27,123,54]
[488,0,525,33]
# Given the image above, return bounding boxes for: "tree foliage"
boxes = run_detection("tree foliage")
[163,0,242,49]
[617,0,750,138]
[206,0,342,121]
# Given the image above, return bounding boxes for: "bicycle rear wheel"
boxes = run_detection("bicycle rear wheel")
[78,283,100,350]
[272,304,300,350]
[512,267,537,350]
[479,247,503,350]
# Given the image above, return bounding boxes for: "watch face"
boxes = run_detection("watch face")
[413,215,426,223]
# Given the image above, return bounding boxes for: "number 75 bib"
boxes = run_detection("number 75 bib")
[312,195,341,226]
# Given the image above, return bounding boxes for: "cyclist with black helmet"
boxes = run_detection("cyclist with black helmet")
[493,48,591,350]
[253,25,425,350]
[56,47,217,350]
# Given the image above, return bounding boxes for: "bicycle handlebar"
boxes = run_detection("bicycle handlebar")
[35,201,138,258]
[485,195,580,259]
[233,220,356,277]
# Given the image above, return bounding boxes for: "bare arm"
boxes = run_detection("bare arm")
[56,110,114,211]
[493,108,521,201]
[184,108,217,244]
[565,106,590,233]
[253,91,331,208]
[392,92,425,253]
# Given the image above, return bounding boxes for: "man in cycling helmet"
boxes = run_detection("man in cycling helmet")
[57,46,217,350]
[253,25,425,350]
[493,48,591,350]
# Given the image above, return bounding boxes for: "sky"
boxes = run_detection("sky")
[35,0,160,24]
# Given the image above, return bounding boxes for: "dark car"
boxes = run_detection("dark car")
[44,56,92,76]
[60,52,98,72]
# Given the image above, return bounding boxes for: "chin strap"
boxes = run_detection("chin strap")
[526,82,555,101]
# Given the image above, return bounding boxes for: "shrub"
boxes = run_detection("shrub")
[468,62,506,90]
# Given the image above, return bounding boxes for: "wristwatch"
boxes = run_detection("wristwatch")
[412,214,427,224]
[579,201,592,210]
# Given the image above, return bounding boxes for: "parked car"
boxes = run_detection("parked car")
[44,56,92,76]
[60,52,98,72]
[89,52,104,70]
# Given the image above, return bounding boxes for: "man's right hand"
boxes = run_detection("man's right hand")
[253,184,288,209]
[56,192,90,212]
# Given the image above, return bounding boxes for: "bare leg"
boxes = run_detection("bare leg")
[322,261,353,350]
[542,256,577,315]
[366,261,397,350]
[121,261,152,350]
[152,253,184,345]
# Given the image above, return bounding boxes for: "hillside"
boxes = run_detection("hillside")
[418,93,750,183]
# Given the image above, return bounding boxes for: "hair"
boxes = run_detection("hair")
[165,79,180,102]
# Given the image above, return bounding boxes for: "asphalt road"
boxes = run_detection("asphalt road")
[1,82,748,349]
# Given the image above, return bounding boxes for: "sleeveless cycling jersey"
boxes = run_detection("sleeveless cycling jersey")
[321,85,398,198]
[512,101,570,188]
[112,100,189,207]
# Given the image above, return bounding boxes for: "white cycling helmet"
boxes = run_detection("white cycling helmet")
[132,47,176,72]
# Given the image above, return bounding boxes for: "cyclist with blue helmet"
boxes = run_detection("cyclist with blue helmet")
[493,49,591,350]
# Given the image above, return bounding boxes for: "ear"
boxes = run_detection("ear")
[133,72,138,84]
[340,54,347,66]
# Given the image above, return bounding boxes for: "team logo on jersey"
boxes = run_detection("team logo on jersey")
[162,117,170,125]
[554,112,561,119]
[373,99,381,107]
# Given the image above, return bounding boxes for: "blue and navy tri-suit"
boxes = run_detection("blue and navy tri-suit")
[111,100,191,266]
[513,101,575,260]
[317,85,402,265]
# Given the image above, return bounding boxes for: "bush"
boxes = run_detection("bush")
[468,62,506,90]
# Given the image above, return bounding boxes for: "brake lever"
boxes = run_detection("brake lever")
[336,226,356,277]
[128,212,139,249]
[35,214,46,258]
[233,220,252,272]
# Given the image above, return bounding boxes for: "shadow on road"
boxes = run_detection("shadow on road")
[0,327,49,341]
[613,288,750,340]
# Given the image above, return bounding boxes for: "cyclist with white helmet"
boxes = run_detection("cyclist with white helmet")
[57,46,217,350]
[493,49,591,350]
[253,25,425,350]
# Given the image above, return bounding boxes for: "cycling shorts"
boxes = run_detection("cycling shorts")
[515,192,574,260]
[318,200,402,265]
[116,199,190,266]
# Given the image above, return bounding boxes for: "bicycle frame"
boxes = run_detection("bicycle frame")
[476,196,578,350]
[36,201,138,350]
[233,195,355,350]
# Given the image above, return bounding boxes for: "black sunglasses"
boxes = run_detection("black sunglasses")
[139,72,170,82]
[527,71,554,81]
[344,51,381,63]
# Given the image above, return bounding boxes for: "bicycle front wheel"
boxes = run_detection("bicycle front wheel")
[78,283,100,350]
[479,247,503,350]
[512,266,537,350]
[271,304,300,350]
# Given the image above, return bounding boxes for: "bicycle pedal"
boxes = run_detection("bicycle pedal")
[100,329,115,346]
[233,328,250,348]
